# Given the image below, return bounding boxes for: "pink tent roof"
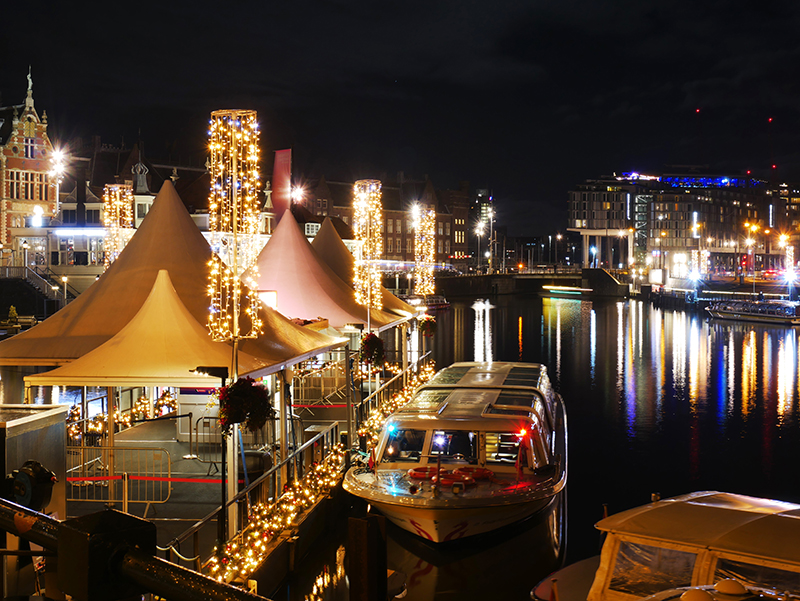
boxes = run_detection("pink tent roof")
[311,217,415,317]
[247,210,406,331]
[24,270,271,387]
[0,181,341,366]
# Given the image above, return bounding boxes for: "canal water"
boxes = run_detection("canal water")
[276,293,800,601]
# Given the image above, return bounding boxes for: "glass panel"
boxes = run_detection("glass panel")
[381,428,426,463]
[429,430,478,464]
[715,558,800,596]
[609,541,696,596]
[485,432,525,465]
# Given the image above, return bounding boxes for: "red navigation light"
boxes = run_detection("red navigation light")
[695,108,700,113]
[773,164,777,169]
[518,428,527,437]
[747,170,751,175]
[769,117,773,123]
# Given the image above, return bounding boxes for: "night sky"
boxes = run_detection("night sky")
[2,1,799,235]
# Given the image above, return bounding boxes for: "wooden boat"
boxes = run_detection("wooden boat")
[532,491,800,601]
[705,299,800,325]
[398,294,450,310]
[343,361,567,543]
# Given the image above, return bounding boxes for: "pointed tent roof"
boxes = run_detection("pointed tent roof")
[247,210,405,331]
[311,217,415,317]
[0,180,341,366]
[24,271,271,387]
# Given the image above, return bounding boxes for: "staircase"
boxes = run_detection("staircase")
[0,267,63,322]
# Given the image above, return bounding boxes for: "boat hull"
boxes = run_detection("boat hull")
[368,495,551,542]
[706,309,800,325]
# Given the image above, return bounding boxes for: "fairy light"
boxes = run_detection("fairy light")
[205,444,346,582]
[357,362,436,451]
[352,179,383,310]
[206,109,263,342]
[102,183,134,269]
[412,204,436,295]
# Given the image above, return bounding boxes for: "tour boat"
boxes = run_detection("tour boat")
[532,491,800,601]
[343,361,567,543]
[705,299,800,325]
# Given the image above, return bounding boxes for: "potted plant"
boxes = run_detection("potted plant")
[7,306,18,324]
[418,314,437,337]
[218,377,272,436]
[359,332,385,366]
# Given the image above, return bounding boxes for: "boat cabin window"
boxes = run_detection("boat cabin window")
[429,430,478,464]
[485,432,529,465]
[381,428,426,462]
[608,541,696,597]
[714,557,800,596]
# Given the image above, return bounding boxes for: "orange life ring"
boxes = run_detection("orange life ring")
[453,467,494,480]
[434,472,476,486]
[407,466,449,480]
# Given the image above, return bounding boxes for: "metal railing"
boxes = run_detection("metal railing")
[0,266,63,300]
[163,422,342,572]
[66,445,172,511]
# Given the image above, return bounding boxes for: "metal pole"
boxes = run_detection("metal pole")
[345,347,353,453]
[107,386,116,506]
[279,369,289,487]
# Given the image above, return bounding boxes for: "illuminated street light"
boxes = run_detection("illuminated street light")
[61,276,68,306]
[291,186,305,203]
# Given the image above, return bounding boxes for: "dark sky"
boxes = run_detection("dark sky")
[2,1,800,236]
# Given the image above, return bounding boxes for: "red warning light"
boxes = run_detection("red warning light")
[695,109,700,113]
[769,118,773,123]
[773,164,777,169]
[747,170,751,174]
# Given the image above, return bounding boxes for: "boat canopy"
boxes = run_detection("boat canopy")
[596,491,800,567]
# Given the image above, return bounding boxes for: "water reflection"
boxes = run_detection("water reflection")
[471,300,493,363]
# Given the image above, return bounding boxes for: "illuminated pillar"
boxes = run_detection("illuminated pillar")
[206,109,264,541]
[102,184,134,269]
[353,179,383,313]
[412,205,436,296]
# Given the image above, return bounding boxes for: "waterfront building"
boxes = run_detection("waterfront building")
[567,169,785,279]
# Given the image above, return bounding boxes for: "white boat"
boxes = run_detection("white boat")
[532,491,800,601]
[343,361,567,543]
[705,299,800,325]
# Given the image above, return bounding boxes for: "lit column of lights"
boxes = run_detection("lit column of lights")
[102,184,134,269]
[206,109,263,348]
[206,110,264,544]
[352,179,383,312]
[412,204,436,295]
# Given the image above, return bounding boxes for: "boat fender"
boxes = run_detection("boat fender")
[453,466,494,480]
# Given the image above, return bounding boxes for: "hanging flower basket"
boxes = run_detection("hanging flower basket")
[418,314,437,337]
[218,377,272,436]
[359,332,385,366]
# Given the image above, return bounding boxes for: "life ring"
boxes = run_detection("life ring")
[453,466,494,480]
[407,466,448,480]
[434,472,476,486]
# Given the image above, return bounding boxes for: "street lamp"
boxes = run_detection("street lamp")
[61,276,68,305]
[487,209,495,274]
[555,234,562,265]
[475,221,485,273]
[22,241,29,269]
[50,148,66,215]
[590,246,597,268]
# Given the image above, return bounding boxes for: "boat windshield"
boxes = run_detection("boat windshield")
[608,540,696,597]
[381,428,426,463]
[429,430,478,464]
[714,557,800,596]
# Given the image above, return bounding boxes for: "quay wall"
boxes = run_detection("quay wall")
[437,269,628,298]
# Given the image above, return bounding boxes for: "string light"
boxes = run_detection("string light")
[357,362,436,452]
[205,445,346,582]
[412,204,436,295]
[206,110,263,341]
[353,180,383,310]
[102,184,134,269]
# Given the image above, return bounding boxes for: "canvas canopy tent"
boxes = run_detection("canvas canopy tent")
[246,210,408,332]
[310,217,416,318]
[24,270,272,388]
[0,180,342,367]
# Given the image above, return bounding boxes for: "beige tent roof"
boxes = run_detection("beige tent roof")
[0,181,341,366]
[25,271,272,387]
[247,210,406,332]
[311,217,415,317]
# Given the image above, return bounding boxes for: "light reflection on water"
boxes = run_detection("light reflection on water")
[429,294,800,564]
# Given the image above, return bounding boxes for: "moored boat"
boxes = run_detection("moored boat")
[705,299,800,325]
[532,491,800,601]
[343,361,567,543]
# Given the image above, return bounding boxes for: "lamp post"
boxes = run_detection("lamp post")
[22,241,29,269]
[487,209,495,274]
[50,148,66,215]
[61,276,68,306]
[556,234,562,265]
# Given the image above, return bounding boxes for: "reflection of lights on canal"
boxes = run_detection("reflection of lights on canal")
[472,299,493,363]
